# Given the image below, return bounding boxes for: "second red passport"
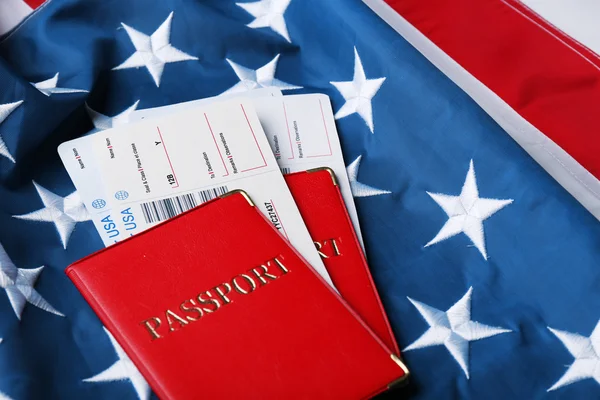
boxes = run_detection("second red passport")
[285,168,400,355]
[66,190,408,399]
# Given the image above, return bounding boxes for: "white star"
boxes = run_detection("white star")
[547,321,600,391]
[405,287,511,379]
[425,160,512,260]
[84,327,150,400]
[0,100,23,163]
[221,54,302,95]
[86,100,140,132]
[330,47,386,133]
[113,12,198,87]
[0,242,64,320]
[31,73,88,96]
[347,155,390,197]
[237,0,292,42]
[13,182,91,250]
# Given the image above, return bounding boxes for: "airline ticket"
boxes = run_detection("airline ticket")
[131,94,364,247]
[58,89,282,247]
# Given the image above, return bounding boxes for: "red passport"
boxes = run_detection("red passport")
[66,190,408,399]
[284,169,400,355]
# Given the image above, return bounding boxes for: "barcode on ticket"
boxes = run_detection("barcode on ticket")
[140,186,229,224]
[280,167,291,174]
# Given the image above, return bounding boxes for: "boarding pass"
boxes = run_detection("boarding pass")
[58,89,281,247]
[132,94,364,247]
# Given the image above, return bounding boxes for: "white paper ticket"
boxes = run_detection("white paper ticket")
[59,100,333,286]
[58,89,281,246]
[132,93,364,248]
[252,94,364,247]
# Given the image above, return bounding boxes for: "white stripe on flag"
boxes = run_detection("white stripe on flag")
[521,0,600,58]
[0,0,33,36]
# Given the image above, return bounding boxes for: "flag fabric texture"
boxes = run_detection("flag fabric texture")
[0,1,599,399]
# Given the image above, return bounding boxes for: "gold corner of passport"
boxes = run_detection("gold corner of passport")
[387,354,410,389]
[306,167,338,186]
[391,354,410,375]
[220,189,255,207]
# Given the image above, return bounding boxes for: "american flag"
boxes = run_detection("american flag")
[0,0,599,399]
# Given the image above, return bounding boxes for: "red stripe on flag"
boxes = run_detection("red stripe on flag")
[384,0,600,179]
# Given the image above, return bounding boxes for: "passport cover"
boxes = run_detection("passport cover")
[66,190,408,399]
[284,169,400,355]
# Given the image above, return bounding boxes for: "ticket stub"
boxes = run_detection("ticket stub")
[132,94,364,247]
[61,99,333,286]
